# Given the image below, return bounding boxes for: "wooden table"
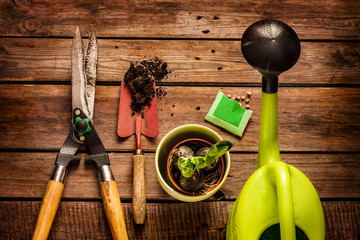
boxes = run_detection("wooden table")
[0,0,359,239]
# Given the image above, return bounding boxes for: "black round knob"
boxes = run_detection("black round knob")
[72,117,92,137]
[75,119,88,133]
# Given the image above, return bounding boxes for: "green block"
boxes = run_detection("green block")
[205,92,252,137]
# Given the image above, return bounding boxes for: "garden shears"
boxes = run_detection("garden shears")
[32,28,128,240]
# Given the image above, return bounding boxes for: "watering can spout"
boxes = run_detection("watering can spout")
[258,92,281,169]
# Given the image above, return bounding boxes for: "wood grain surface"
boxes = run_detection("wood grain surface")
[0,152,359,200]
[0,85,359,152]
[132,154,146,224]
[0,0,359,39]
[0,39,359,85]
[0,0,359,239]
[0,201,359,240]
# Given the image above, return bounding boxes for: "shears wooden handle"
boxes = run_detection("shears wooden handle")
[98,165,128,239]
[32,180,64,240]
[32,164,70,240]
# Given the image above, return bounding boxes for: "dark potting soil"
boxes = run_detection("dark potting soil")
[156,87,167,100]
[124,57,169,112]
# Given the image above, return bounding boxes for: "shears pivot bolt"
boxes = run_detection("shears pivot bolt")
[72,117,92,137]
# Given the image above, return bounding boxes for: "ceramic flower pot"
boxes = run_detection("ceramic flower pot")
[155,124,231,202]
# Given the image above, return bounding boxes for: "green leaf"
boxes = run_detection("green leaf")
[190,156,204,165]
[194,156,208,169]
[206,145,218,158]
[178,157,196,178]
[181,167,195,178]
[212,140,234,158]
[176,140,234,178]
[204,140,234,166]
[177,157,188,170]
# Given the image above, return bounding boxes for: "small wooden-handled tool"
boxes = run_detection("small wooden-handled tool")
[132,152,146,223]
[32,28,128,240]
[117,72,158,224]
[132,117,146,224]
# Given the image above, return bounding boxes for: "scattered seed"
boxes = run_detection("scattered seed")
[245,98,250,103]
[227,94,231,98]
[235,96,241,101]
[247,91,252,97]
[245,104,250,109]
[241,96,245,101]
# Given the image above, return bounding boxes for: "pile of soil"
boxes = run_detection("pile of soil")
[124,57,169,112]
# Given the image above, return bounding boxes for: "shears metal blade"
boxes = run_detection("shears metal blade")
[71,27,97,122]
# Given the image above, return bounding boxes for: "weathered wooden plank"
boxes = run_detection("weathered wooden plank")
[0,152,359,199]
[0,201,358,239]
[0,0,359,39]
[0,39,359,84]
[323,201,360,240]
[0,85,359,152]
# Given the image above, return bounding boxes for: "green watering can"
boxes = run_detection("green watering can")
[226,20,325,240]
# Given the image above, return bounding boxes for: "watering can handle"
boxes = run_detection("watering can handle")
[270,162,296,240]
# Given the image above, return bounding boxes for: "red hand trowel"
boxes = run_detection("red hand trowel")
[117,79,158,224]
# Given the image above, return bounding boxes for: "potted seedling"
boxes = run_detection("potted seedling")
[155,124,233,202]
[168,139,233,194]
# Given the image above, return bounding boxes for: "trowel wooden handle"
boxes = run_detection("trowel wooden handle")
[132,153,146,224]
[100,180,128,240]
[32,180,64,240]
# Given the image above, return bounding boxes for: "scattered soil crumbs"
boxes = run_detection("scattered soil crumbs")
[156,87,167,100]
[124,57,169,112]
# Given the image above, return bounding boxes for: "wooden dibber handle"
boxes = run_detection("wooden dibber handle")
[32,180,64,240]
[100,180,128,240]
[132,153,146,224]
